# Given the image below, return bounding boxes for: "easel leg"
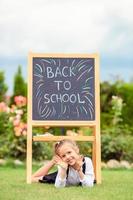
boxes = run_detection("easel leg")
[26,125,32,184]
[92,126,101,184]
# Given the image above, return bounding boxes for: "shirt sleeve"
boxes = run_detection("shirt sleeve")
[79,157,95,187]
[54,166,67,188]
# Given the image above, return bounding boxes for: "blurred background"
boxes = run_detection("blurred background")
[0,0,133,168]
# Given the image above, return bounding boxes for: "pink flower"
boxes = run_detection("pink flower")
[22,129,27,136]
[14,96,27,107]
[13,119,20,126]
[14,122,27,136]
[0,102,10,113]
[15,114,21,120]
[14,127,22,136]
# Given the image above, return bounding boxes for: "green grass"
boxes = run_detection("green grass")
[0,166,133,200]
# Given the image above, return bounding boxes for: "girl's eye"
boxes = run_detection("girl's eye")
[68,151,71,154]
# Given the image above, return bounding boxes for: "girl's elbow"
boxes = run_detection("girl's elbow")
[82,182,94,187]
[55,184,65,188]
[88,182,94,187]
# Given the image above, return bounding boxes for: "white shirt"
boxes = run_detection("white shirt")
[55,157,95,188]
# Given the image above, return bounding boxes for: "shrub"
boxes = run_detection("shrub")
[101,133,133,162]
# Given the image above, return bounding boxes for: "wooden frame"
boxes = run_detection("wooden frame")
[27,53,101,184]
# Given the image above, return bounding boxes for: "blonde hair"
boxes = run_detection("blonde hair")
[54,139,79,155]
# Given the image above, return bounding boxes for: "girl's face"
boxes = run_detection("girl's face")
[58,143,80,166]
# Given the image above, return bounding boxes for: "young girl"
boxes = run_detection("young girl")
[32,139,95,188]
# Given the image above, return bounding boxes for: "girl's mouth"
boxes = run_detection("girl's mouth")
[68,159,75,164]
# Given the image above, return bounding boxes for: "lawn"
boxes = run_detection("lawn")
[0,166,133,200]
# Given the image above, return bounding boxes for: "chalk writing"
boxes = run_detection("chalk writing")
[32,58,95,120]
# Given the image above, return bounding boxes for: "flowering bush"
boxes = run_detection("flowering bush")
[0,96,27,137]
[9,96,27,137]
[0,96,53,161]
[0,96,27,160]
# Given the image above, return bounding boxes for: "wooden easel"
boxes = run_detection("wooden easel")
[27,53,101,184]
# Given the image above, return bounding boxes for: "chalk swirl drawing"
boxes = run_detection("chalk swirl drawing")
[33,58,95,120]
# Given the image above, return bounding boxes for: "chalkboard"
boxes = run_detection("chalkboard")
[32,57,95,121]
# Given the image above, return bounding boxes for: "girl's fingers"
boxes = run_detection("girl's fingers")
[53,156,68,169]
[52,156,60,163]
[58,162,68,170]
[53,156,64,165]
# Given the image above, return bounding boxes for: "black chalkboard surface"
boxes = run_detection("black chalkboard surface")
[32,57,95,121]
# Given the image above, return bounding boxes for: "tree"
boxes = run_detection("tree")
[13,65,27,97]
[117,83,133,126]
[0,71,8,102]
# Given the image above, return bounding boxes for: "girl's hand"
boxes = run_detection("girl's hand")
[72,155,83,171]
[53,155,68,170]
[51,156,58,165]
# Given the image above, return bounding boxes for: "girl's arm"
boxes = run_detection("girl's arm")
[71,156,94,187]
[78,157,94,187]
[54,166,68,188]
[54,156,68,188]
[32,157,56,182]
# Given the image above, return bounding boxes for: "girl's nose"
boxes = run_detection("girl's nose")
[65,154,70,160]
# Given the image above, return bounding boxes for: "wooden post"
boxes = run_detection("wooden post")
[94,54,101,183]
[92,126,96,180]
[26,123,32,183]
[26,53,33,183]
[92,126,101,183]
